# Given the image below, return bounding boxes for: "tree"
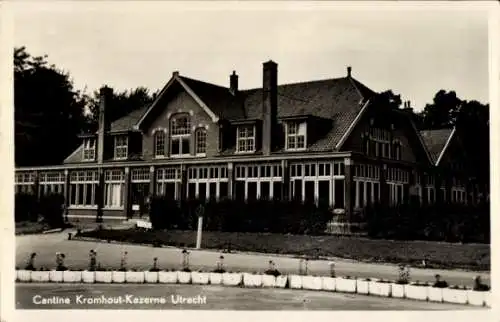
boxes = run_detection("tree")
[14,46,89,166]
[419,90,462,129]
[85,86,158,132]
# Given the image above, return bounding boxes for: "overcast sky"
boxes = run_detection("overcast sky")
[12,2,491,111]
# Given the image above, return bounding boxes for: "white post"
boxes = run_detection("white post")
[196,215,203,249]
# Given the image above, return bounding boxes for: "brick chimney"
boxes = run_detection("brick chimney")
[97,86,112,164]
[230,71,238,95]
[347,66,352,77]
[262,61,278,155]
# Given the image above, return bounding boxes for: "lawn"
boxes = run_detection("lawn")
[78,228,490,271]
[15,221,51,235]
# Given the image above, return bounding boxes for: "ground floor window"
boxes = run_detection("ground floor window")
[386,182,404,205]
[333,179,345,209]
[425,186,435,204]
[354,180,379,208]
[157,182,178,200]
[451,188,466,204]
[104,182,124,208]
[15,184,34,194]
[69,171,98,207]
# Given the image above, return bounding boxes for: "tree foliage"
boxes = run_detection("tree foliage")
[85,86,158,132]
[14,46,89,166]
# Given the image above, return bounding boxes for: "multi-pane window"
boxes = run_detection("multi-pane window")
[286,121,306,150]
[154,130,166,158]
[131,168,150,183]
[15,172,35,194]
[104,170,125,208]
[39,172,65,196]
[156,167,181,199]
[114,136,128,159]
[237,125,255,153]
[69,171,98,207]
[187,165,229,200]
[83,138,96,161]
[195,128,207,155]
[170,114,191,156]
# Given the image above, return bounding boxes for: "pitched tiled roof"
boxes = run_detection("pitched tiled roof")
[109,106,149,133]
[110,74,376,151]
[419,128,454,164]
[239,77,375,151]
[179,76,247,120]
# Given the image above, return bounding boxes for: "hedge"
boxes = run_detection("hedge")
[149,197,332,235]
[15,192,66,228]
[362,201,490,244]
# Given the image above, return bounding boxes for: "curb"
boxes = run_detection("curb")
[15,270,491,308]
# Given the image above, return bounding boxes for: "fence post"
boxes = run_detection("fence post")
[196,205,204,249]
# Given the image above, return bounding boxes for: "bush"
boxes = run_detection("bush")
[15,193,38,222]
[148,197,333,235]
[39,193,65,228]
[364,201,490,243]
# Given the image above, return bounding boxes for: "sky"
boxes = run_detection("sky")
[11,1,491,111]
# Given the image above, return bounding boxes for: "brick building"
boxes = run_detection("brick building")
[14,60,480,233]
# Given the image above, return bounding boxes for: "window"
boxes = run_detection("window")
[392,140,402,160]
[114,136,128,159]
[170,114,191,156]
[154,130,166,158]
[69,171,98,207]
[195,128,207,155]
[237,125,255,153]
[83,138,96,161]
[39,172,65,196]
[104,170,125,208]
[286,121,306,150]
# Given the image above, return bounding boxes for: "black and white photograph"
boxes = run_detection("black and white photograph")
[1,0,498,318]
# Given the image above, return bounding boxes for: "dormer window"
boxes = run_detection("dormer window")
[170,114,191,157]
[286,121,307,151]
[154,130,166,158]
[237,125,255,153]
[83,138,96,161]
[114,135,128,160]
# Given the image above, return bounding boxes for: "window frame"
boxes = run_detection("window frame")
[285,121,307,151]
[82,138,96,161]
[195,127,207,156]
[170,114,192,157]
[236,125,256,154]
[113,135,128,160]
[154,129,166,158]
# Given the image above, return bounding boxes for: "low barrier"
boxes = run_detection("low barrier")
[15,270,491,308]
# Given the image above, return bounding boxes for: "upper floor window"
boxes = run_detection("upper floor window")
[195,128,207,156]
[114,136,128,160]
[365,128,394,159]
[392,140,402,160]
[286,122,307,151]
[170,114,191,156]
[83,138,96,161]
[237,125,255,153]
[154,130,166,158]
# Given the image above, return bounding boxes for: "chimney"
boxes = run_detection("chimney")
[347,66,352,77]
[97,85,112,164]
[230,71,238,95]
[262,60,278,155]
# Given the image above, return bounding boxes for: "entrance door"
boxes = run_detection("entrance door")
[131,183,150,218]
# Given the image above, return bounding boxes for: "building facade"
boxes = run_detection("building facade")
[14,60,480,233]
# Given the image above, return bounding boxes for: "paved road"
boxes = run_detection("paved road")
[16,232,490,287]
[16,283,477,310]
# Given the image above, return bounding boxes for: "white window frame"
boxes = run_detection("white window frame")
[286,121,307,151]
[170,114,191,157]
[104,170,125,209]
[69,171,98,208]
[39,172,65,196]
[154,130,166,158]
[156,167,181,199]
[83,138,96,161]
[236,125,256,153]
[114,136,128,160]
[195,128,207,156]
[234,163,283,201]
[187,165,229,200]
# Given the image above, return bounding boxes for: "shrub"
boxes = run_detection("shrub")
[148,196,333,235]
[364,201,490,244]
[15,193,38,222]
[39,193,65,228]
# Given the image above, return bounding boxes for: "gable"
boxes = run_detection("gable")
[419,128,454,165]
[341,105,431,164]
